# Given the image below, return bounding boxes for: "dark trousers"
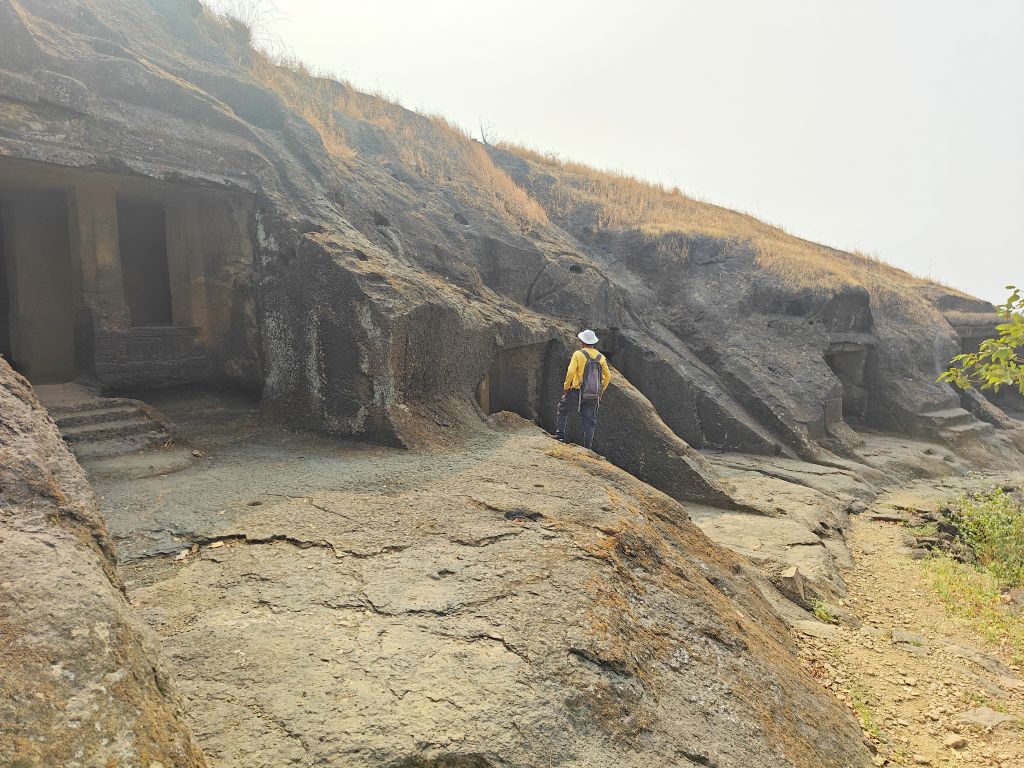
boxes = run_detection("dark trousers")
[555,390,599,449]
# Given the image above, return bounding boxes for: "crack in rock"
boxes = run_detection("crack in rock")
[448,530,522,547]
[464,632,532,664]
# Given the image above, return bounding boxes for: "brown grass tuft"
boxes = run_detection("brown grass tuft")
[498,142,969,317]
[248,56,547,227]
[199,10,547,230]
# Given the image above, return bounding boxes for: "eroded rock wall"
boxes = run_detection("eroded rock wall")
[2,0,1016,482]
[489,147,1024,464]
[0,358,204,767]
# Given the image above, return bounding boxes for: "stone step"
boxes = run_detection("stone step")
[69,432,170,461]
[77,447,195,480]
[919,407,977,428]
[53,404,144,429]
[46,397,139,418]
[60,416,164,444]
[916,393,961,414]
[945,420,995,433]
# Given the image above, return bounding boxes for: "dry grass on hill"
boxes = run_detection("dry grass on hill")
[252,56,547,228]
[199,5,963,313]
[499,142,959,308]
[200,9,546,229]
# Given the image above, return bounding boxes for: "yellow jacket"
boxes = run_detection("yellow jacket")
[563,348,611,393]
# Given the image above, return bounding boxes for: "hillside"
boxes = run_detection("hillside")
[200,9,1021,465]
[0,1,1022,766]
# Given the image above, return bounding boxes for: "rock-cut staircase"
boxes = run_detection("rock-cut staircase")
[35,384,173,463]
[916,402,994,443]
[49,398,172,461]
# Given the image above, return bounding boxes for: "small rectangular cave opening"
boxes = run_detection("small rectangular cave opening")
[117,195,173,327]
[476,342,556,427]
[959,334,988,356]
[825,343,868,423]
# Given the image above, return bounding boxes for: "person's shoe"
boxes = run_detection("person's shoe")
[552,433,565,442]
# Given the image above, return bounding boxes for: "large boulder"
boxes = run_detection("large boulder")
[0,359,205,768]
[132,422,873,768]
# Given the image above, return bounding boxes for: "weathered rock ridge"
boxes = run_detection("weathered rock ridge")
[0,359,204,767]
[0,0,1018,499]
[0,0,1021,766]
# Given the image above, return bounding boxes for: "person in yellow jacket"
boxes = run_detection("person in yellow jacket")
[554,329,611,449]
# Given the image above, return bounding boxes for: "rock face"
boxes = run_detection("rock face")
[132,418,871,768]
[0,0,1017,765]
[0,359,205,768]
[0,0,1018,503]
[487,148,1024,464]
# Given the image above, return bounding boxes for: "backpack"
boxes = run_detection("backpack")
[578,349,604,408]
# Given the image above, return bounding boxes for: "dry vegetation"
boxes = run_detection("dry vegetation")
[498,142,961,308]
[253,57,547,227]
[200,2,965,309]
[199,5,546,229]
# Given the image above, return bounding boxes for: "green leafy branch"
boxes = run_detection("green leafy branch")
[939,285,1024,395]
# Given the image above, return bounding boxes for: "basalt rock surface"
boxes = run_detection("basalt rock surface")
[131,416,872,768]
[1,0,1018,493]
[488,148,1024,465]
[0,0,1019,765]
[0,359,204,768]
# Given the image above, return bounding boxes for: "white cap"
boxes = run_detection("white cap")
[577,329,599,345]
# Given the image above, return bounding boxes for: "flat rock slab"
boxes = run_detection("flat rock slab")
[891,630,930,656]
[130,429,871,768]
[942,638,1024,688]
[706,452,878,500]
[878,491,942,515]
[867,512,911,523]
[957,706,1017,730]
[687,505,846,596]
[793,620,842,640]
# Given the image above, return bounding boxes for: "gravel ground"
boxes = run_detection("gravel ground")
[796,484,1024,768]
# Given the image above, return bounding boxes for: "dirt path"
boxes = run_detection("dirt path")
[797,514,1024,767]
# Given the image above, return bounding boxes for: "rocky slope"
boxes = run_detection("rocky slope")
[120,405,872,768]
[798,481,1024,767]
[0,359,204,768]
[486,146,1024,464]
[1,0,1019,489]
[0,0,1021,765]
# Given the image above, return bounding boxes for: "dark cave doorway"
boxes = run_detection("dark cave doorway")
[959,332,1024,416]
[824,342,869,424]
[0,207,13,371]
[0,188,77,383]
[476,342,559,433]
[117,195,173,327]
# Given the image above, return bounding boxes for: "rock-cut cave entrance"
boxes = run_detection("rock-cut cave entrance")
[0,154,260,391]
[116,195,173,327]
[957,329,1024,415]
[476,341,558,432]
[824,341,869,424]
[0,185,76,383]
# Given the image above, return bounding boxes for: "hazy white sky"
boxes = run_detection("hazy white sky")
[259,0,1023,303]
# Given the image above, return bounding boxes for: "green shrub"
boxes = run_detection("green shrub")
[940,285,1024,396]
[949,488,1024,588]
[849,687,880,739]
[923,555,1024,666]
[810,599,840,625]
